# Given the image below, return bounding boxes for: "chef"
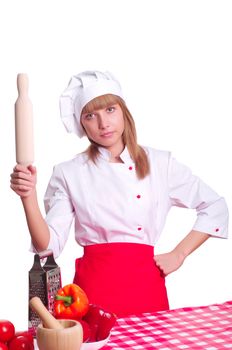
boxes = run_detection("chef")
[10,70,229,317]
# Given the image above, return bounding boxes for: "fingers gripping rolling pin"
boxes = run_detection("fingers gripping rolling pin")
[15,73,34,165]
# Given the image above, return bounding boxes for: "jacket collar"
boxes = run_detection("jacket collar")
[98,146,134,165]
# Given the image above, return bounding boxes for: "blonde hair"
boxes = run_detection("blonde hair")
[81,94,150,179]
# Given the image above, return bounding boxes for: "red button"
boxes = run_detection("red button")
[137,195,141,199]
[137,227,142,231]
[215,228,219,232]
[129,166,133,170]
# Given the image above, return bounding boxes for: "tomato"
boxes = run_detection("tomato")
[0,342,8,350]
[14,332,33,344]
[0,320,15,343]
[8,335,34,350]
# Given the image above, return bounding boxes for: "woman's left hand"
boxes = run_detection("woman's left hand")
[154,250,185,276]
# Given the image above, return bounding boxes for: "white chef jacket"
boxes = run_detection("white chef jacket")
[43,146,228,258]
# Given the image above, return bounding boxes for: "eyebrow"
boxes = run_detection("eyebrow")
[82,104,117,115]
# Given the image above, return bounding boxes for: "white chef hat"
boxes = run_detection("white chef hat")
[59,70,124,138]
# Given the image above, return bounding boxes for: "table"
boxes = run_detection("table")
[102,301,232,349]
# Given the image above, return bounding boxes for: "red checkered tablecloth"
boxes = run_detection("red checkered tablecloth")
[102,301,232,349]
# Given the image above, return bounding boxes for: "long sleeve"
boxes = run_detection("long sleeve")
[44,164,75,257]
[167,155,229,238]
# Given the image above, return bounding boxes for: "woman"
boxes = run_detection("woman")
[10,70,228,317]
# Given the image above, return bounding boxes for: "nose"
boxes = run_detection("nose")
[97,112,109,129]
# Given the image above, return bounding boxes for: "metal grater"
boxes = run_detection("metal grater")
[28,249,62,337]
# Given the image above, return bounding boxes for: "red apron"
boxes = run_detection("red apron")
[73,242,169,317]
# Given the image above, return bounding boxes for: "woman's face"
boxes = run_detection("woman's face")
[81,103,125,155]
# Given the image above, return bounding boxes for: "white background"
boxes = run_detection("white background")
[0,1,231,330]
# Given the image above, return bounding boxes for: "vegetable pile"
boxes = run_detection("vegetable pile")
[0,320,34,350]
[1,283,116,348]
[54,283,117,342]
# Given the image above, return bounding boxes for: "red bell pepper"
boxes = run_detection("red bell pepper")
[77,320,91,342]
[54,284,89,319]
[97,309,117,341]
[83,304,117,341]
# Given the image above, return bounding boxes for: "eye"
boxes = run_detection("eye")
[83,113,95,120]
[106,106,116,113]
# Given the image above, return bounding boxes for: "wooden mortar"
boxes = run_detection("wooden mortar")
[30,297,83,350]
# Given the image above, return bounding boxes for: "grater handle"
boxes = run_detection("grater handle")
[29,296,63,330]
[38,249,54,259]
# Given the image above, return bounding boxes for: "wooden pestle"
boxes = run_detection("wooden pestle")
[29,297,63,330]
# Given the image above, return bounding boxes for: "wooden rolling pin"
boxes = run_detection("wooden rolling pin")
[29,296,63,330]
[15,73,34,165]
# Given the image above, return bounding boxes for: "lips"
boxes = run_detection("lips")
[100,131,114,138]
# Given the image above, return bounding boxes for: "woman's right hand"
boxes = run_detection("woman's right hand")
[10,164,37,198]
